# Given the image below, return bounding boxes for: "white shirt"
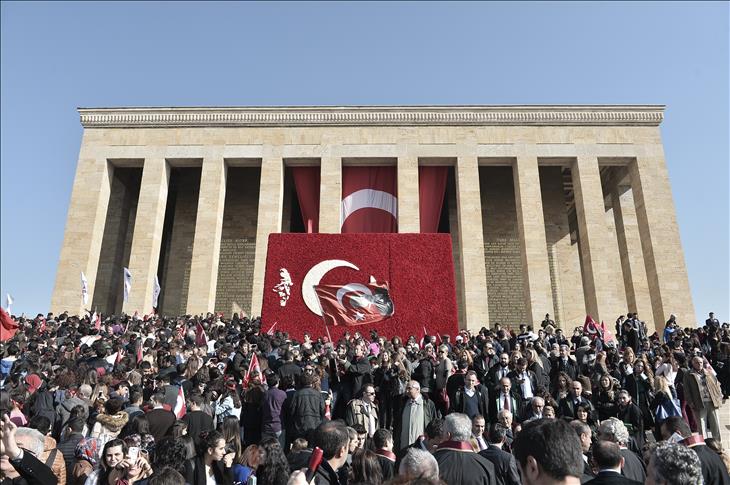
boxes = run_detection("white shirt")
[520,372,533,399]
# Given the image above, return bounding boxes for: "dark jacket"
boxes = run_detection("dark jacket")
[314,460,341,485]
[619,448,646,483]
[550,357,578,384]
[488,392,521,423]
[146,407,176,442]
[452,385,490,418]
[557,396,595,420]
[506,369,539,401]
[57,433,85,485]
[285,386,325,440]
[2,449,59,485]
[478,445,520,485]
[182,410,215,446]
[691,443,730,485]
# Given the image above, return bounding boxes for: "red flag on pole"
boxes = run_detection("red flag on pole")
[194,322,208,347]
[242,353,261,389]
[266,321,278,336]
[314,279,394,327]
[173,386,186,418]
[583,315,599,339]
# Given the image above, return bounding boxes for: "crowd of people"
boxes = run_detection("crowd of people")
[0,307,729,485]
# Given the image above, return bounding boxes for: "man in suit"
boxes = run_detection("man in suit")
[452,371,490,420]
[596,418,646,483]
[558,380,595,420]
[507,358,539,410]
[550,344,578,388]
[705,312,721,329]
[473,343,499,383]
[586,441,642,485]
[522,396,545,423]
[490,377,520,423]
[485,353,511,395]
[145,392,176,442]
[570,420,595,483]
[512,419,584,485]
[479,423,521,485]
[471,415,488,452]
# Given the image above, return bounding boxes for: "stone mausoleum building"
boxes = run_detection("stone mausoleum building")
[51,105,695,332]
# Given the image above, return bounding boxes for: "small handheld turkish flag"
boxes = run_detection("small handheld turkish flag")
[243,353,261,389]
[315,279,394,327]
[194,322,208,347]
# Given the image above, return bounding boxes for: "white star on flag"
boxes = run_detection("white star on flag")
[354,311,365,321]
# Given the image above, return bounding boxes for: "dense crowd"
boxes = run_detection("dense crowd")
[0,308,729,485]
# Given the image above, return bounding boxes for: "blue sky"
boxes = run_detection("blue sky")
[1,2,728,324]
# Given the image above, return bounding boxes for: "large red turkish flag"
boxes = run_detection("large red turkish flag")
[341,166,397,233]
[261,233,458,341]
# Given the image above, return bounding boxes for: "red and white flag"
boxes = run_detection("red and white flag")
[266,321,278,336]
[340,166,397,233]
[194,322,208,347]
[177,323,186,341]
[38,317,47,334]
[173,386,186,418]
[315,279,394,327]
[242,353,261,389]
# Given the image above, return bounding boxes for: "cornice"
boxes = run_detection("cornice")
[78,105,664,128]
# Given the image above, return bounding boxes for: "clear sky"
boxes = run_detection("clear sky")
[1,2,728,324]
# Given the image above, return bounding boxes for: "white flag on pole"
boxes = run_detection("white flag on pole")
[81,272,89,305]
[123,268,132,303]
[5,293,13,311]
[152,275,161,309]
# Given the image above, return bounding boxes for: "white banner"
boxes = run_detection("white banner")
[81,272,89,305]
[5,293,13,311]
[152,275,161,309]
[123,268,132,303]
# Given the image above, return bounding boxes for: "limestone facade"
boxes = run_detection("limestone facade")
[51,106,695,332]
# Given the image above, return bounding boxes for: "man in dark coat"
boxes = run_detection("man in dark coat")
[479,424,520,485]
[340,344,372,405]
[452,371,490,419]
[489,377,521,424]
[145,393,176,442]
[484,353,511,395]
[182,393,215,447]
[284,372,325,443]
[372,429,396,480]
[596,418,646,484]
[586,441,642,485]
[513,418,584,485]
[311,420,350,485]
[550,344,578,385]
[277,351,302,384]
[473,343,499,382]
[434,413,496,485]
[558,380,595,420]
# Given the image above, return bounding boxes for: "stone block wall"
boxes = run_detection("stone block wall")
[92,167,142,314]
[214,167,260,315]
[157,168,201,316]
[480,166,527,327]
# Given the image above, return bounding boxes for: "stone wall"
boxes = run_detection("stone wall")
[540,167,586,328]
[214,167,260,315]
[480,166,527,327]
[92,167,141,314]
[157,168,201,316]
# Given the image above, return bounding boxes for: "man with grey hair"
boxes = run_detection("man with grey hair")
[523,396,545,422]
[0,417,58,485]
[394,380,437,451]
[570,420,595,483]
[646,442,703,485]
[596,418,646,483]
[398,448,440,481]
[433,413,496,485]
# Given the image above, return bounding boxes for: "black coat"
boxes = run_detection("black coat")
[434,447,497,485]
[284,387,325,440]
[478,445,520,485]
[692,444,730,485]
[452,385,490,418]
[619,448,646,484]
[1,449,58,485]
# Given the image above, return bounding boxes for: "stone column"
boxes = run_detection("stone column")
[51,140,113,315]
[250,155,284,316]
[319,153,341,233]
[571,156,624,322]
[186,154,227,315]
[513,156,555,326]
[123,157,170,314]
[397,154,420,232]
[455,154,490,330]
[629,150,695,326]
[610,183,653,329]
